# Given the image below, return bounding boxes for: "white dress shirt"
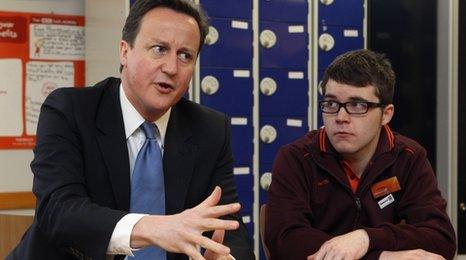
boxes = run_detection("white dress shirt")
[106,84,171,257]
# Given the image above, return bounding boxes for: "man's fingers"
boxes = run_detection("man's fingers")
[192,233,231,256]
[198,218,239,232]
[202,230,227,260]
[185,244,205,260]
[204,203,241,218]
[198,186,222,208]
[211,229,225,244]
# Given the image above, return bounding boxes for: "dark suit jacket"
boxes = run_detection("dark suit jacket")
[8,77,254,260]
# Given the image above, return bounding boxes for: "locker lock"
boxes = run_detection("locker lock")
[318,33,335,51]
[260,125,277,144]
[260,172,273,191]
[320,0,334,5]
[460,202,466,212]
[260,30,277,48]
[201,76,220,95]
[205,26,219,45]
[260,77,277,96]
[318,80,324,96]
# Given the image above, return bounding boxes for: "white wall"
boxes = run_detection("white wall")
[0,0,84,192]
[85,0,126,85]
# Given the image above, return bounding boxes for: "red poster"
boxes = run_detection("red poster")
[0,11,85,149]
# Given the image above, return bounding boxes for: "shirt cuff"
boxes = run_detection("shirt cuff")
[107,213,148,256]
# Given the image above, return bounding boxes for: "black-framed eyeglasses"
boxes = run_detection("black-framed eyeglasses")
[319,100,385,115]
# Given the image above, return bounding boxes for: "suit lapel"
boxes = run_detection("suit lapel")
[95,79,131,211]
[163,100,197,215]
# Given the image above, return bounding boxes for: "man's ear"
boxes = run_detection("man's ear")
[381,104,394,125]
[119,40,129,68]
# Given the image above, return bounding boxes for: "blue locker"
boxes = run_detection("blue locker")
[260,0,308,23]
[235,173,254,213]
[319,0,364,27]
[200,18,252,68]
[317,69,325,127]
[258,164,273,260]
[200,0,252,20]
[240,211,254,245]
[260,68,308,116]
[260,21,308,69]
[231,118,253,165]
[259,116,308,164]
[318,25,364,70]
[199,68,252,116]
[259,163,273,205]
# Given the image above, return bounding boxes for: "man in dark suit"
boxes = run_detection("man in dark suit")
[8,0,254,259]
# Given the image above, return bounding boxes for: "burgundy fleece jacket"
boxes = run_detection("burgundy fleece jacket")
[265,126,456,259]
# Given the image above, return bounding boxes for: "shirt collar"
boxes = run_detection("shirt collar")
[318,125,395,155]
[119,83,171,143]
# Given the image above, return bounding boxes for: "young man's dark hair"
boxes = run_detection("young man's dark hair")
[321,49,396,105]
[120,0,209,72]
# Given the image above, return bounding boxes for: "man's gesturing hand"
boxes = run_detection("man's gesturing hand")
[131,186,240,260]
[307,229,369,260]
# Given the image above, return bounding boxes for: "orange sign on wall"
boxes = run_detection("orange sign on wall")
[0,11,85,149]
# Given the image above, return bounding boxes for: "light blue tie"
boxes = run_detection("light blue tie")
[130,122,166,260]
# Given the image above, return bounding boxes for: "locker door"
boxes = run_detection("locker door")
[259,68,308,117]
[318,0,364,27]
[201,0,252,19]
[199,68,252,116]
[260,0,308,23]
[318,24,364,70]
[201,18,252,68]
[259,116,308,164]
[259,21,308,69]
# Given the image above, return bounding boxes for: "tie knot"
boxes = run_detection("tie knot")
[141,122,157,139]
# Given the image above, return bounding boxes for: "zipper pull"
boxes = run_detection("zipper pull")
[355,197,362,210]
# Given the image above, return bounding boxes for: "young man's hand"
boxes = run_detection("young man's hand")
[307,229,369,260]
[380,249,445,260]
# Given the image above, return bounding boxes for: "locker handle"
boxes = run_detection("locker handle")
[260,172,273,191]
[460,202,466,212]
[318,33,335,51]
[260,125,277,144]
[320,0,334,5]
[260,30,277,49]
[260,77,277,96]
[205,26,219,45]
[201,76,219,95]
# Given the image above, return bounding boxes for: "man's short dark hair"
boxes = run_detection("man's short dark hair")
[120,0,209,72]
[321,49,396,105]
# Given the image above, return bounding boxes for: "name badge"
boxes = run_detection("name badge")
[371,176,401,199]
[378,194,395,209]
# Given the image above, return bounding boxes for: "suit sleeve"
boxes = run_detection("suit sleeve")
[265,146,333,260]
[364,147,456,259]
[31,89,126,259]
[206,114,255,260]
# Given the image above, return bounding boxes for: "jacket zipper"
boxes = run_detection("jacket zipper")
[354,197,362,229]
